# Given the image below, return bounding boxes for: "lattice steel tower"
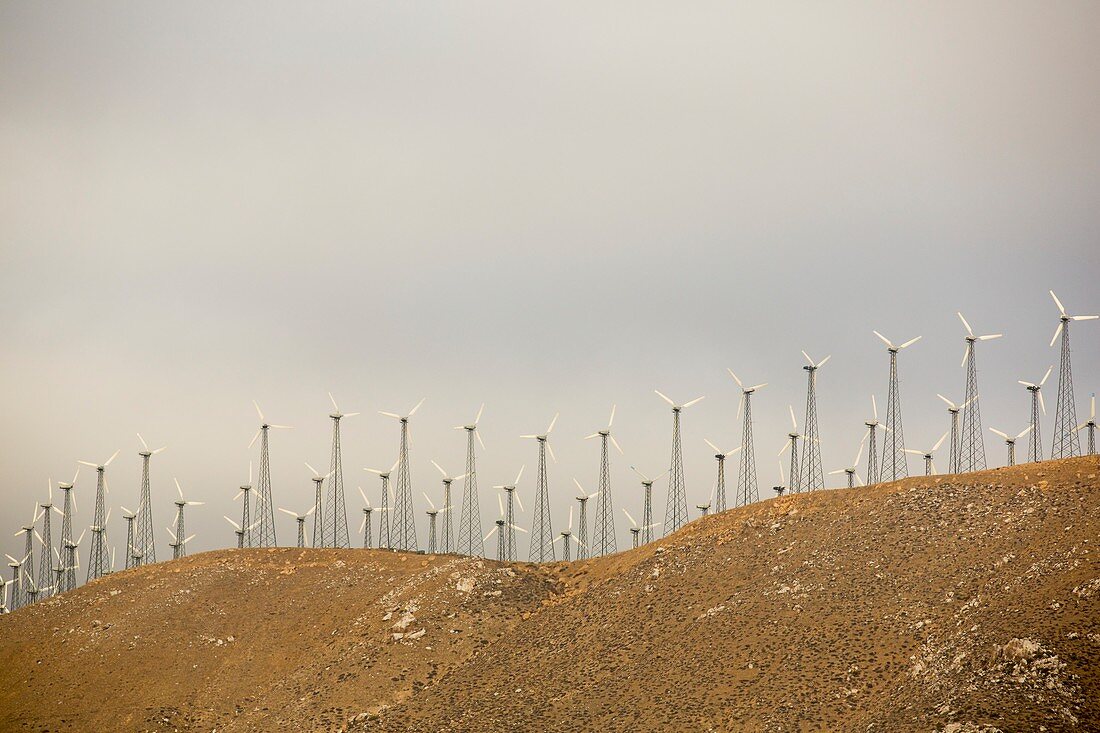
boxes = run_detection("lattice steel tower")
[585,406,621,557]
[990,426,1030,467]
[364,460,396,550]
[655,391,704,534]
[1080,394,1096,455]
[121,508,137,570]
[780,405,801,493]
[77,451,118,582]
[455,405,486,557]
[874,331,921,482]
[1049,291,1096,458]
[426,510,438,553]
[522,414,558,562]
[628,467,661,545]
[798,352,830,492]
[381,405,421,551]
[305,463,328,548]
[430,460,466,554]
[956,313,1002,472]
[1020,366,1051,463]
[325,393,359,549]
[937,394,965,475]
[573,478,597,560]
[862,395,881,484]
[16,523,35,602]
[729,370,766,507]
[38,481,61,598]
[249,402,291,548]
[499,479,523,562]
[704,440,738,513]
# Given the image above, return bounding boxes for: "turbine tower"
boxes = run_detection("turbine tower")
[355,486,374,548]
[133,433,166,565]
[654,390,704,534]
[454,404,487,557]
[572,478,599,560]
[703,439,741,513]
[798,352,831,491]
[905,432,949,476]
[278,505,315,548]
[77,449,119,582]
[874,331,921,482]
[379,398,426,552]
[5,555,27,611]
[1019,366,1052,463]
[521,413,559,562]
[249,401,292,548]
[584,406,622,557]
[363,460,397,550]
[552,507,582,562]
[1078,394,1096,456]
[623,509,659,549]
[57,469,78,560]
[38,480,64,597]
[989,426,1032,467]
[430,460,467,553]
[306,462,333,548]
[937,394,972,475]
[862,396,881,484]
[957,313,1002,472]
[233,463,255,547]
[779,405,801,494]
[484,511,525,562]
[728,369,767,507]
[422,492,442,554]
[324,393,360,549]
[828,438,867,489]
[223,516,245,548]
[1049,291,1097,458]
[172,478,204,558]
[627,468,663,545]
[14,518,37,603]
[492,466,525,562]
[120,505,137,570]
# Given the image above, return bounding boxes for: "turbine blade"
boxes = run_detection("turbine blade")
[608,404,616,428]
[957,311,973,336]
[873,330,893,348]
[546,443,558,463]
[1050,322,1063,347]
[610,435,624,455]
[1050,289,1066,316]
[409,397,426,416]
[1072,314,1099,321]
[431,459,448,478]
[704,438,722,454]
[137,432,149,451]
[726,368,743,387]
[104,449,120,467]
[1040,365,1053,386]
[515,464,525,485]
[546,412,559,434]
[654,390,675,407]
[623,508,638,527]
[253,399,265,423]
[248,428,262,450]
[1039,390,1047,415]
[422,492,436,510]
[329,392,340,412]
[816,355,832,368]
[475,403,485,424]
[933,431,948,452]
[978,333,1002,340]
[872,394,879,419]
[682,396,705,408]
[476,430,486,451]
[379,411,401,419]
[899,336,922,349]
[305,461,319,477]
[789,404,797,429]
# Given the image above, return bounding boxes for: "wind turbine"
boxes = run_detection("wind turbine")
[779,405,801,494]
[873,331,921,481]
[521,413,559,562]
[1049,291,1097,458]
[989,426,1033,467]
[1019,366,1052,463]
[57,468,79,559]
[654,390,704,534]
[307,461,333,548]
[1077,393,1096,456]
[165,526,196,561]
[904,431,949,476]
[493,465,526,562]
[173,478,204,559]
[120,505,138,570]
[233,463,255,547]
[703,438,741,513]
[223,515,246,548]
[798,352,831,492]
[379,397,426,552]
[324,392,360,549]
[956,313,1002,472]
[552,507,584,562]
[728,369,766,507]
[278,505,315,549]
[861,396,881,485]
[5,553,28,611]
[454,403,487,557]
[626,468,663,545]
[76,449,119,581]
[14,513,39,604]
[133,433,166,565]
[828,438,867,488]
[249,401,292,548]
[422,492,445,554]
[61,530,85,593]
[584,405,622,557]
[355,486,374,549]
[85,508,111,584]
[363,460,397,550]
[484,503,526,562]
[572,478,600,560]
[623,509,660,550]
[774,457,788,497]
[937,393,974,475]
[37,479,64,597]
[430,460,467,554]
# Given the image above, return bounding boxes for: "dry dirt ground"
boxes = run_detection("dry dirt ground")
[1,457,1097,732]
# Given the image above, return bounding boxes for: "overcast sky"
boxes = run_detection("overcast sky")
[2,2,1098,568]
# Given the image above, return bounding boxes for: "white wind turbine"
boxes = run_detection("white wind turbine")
[278,505,316,549]
[779,405,802,493]
[1077,393,1096,456]
[625,469,663,546]
[379,397,426,552]
[583,405,622,557]
[654,390,704,534]
[956,312,1002,472]
[828,438,867,489]
[552,507,585,561]
[623,508,661,550]
[571,477,600,559]
[520,413,558,562]
[904,432,950,476]
[1049,291,1098,458]
[1019,365,1052,463]
[323,392,360,549]
[937,393,975,475]
[248,400,291,548]
[727,369,766,507]
[492,465,526,562]
[873,330,921,482]
[172,478,204,558]
[363,459,398,550]
[356,486,378,549]
[430,460,468,554]
[703,438,741,513]
[989,425,1033,467]
[306,461,334,549]
[232,462,255,547]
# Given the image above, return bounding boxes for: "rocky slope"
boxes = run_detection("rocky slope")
[1,457,1097,732]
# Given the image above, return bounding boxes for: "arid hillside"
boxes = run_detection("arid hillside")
[2,457,1098,732]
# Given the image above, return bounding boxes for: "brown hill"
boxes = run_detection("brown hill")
[2,457,1098,732]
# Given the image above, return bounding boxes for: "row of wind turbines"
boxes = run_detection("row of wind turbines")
[3,291,1096,614]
